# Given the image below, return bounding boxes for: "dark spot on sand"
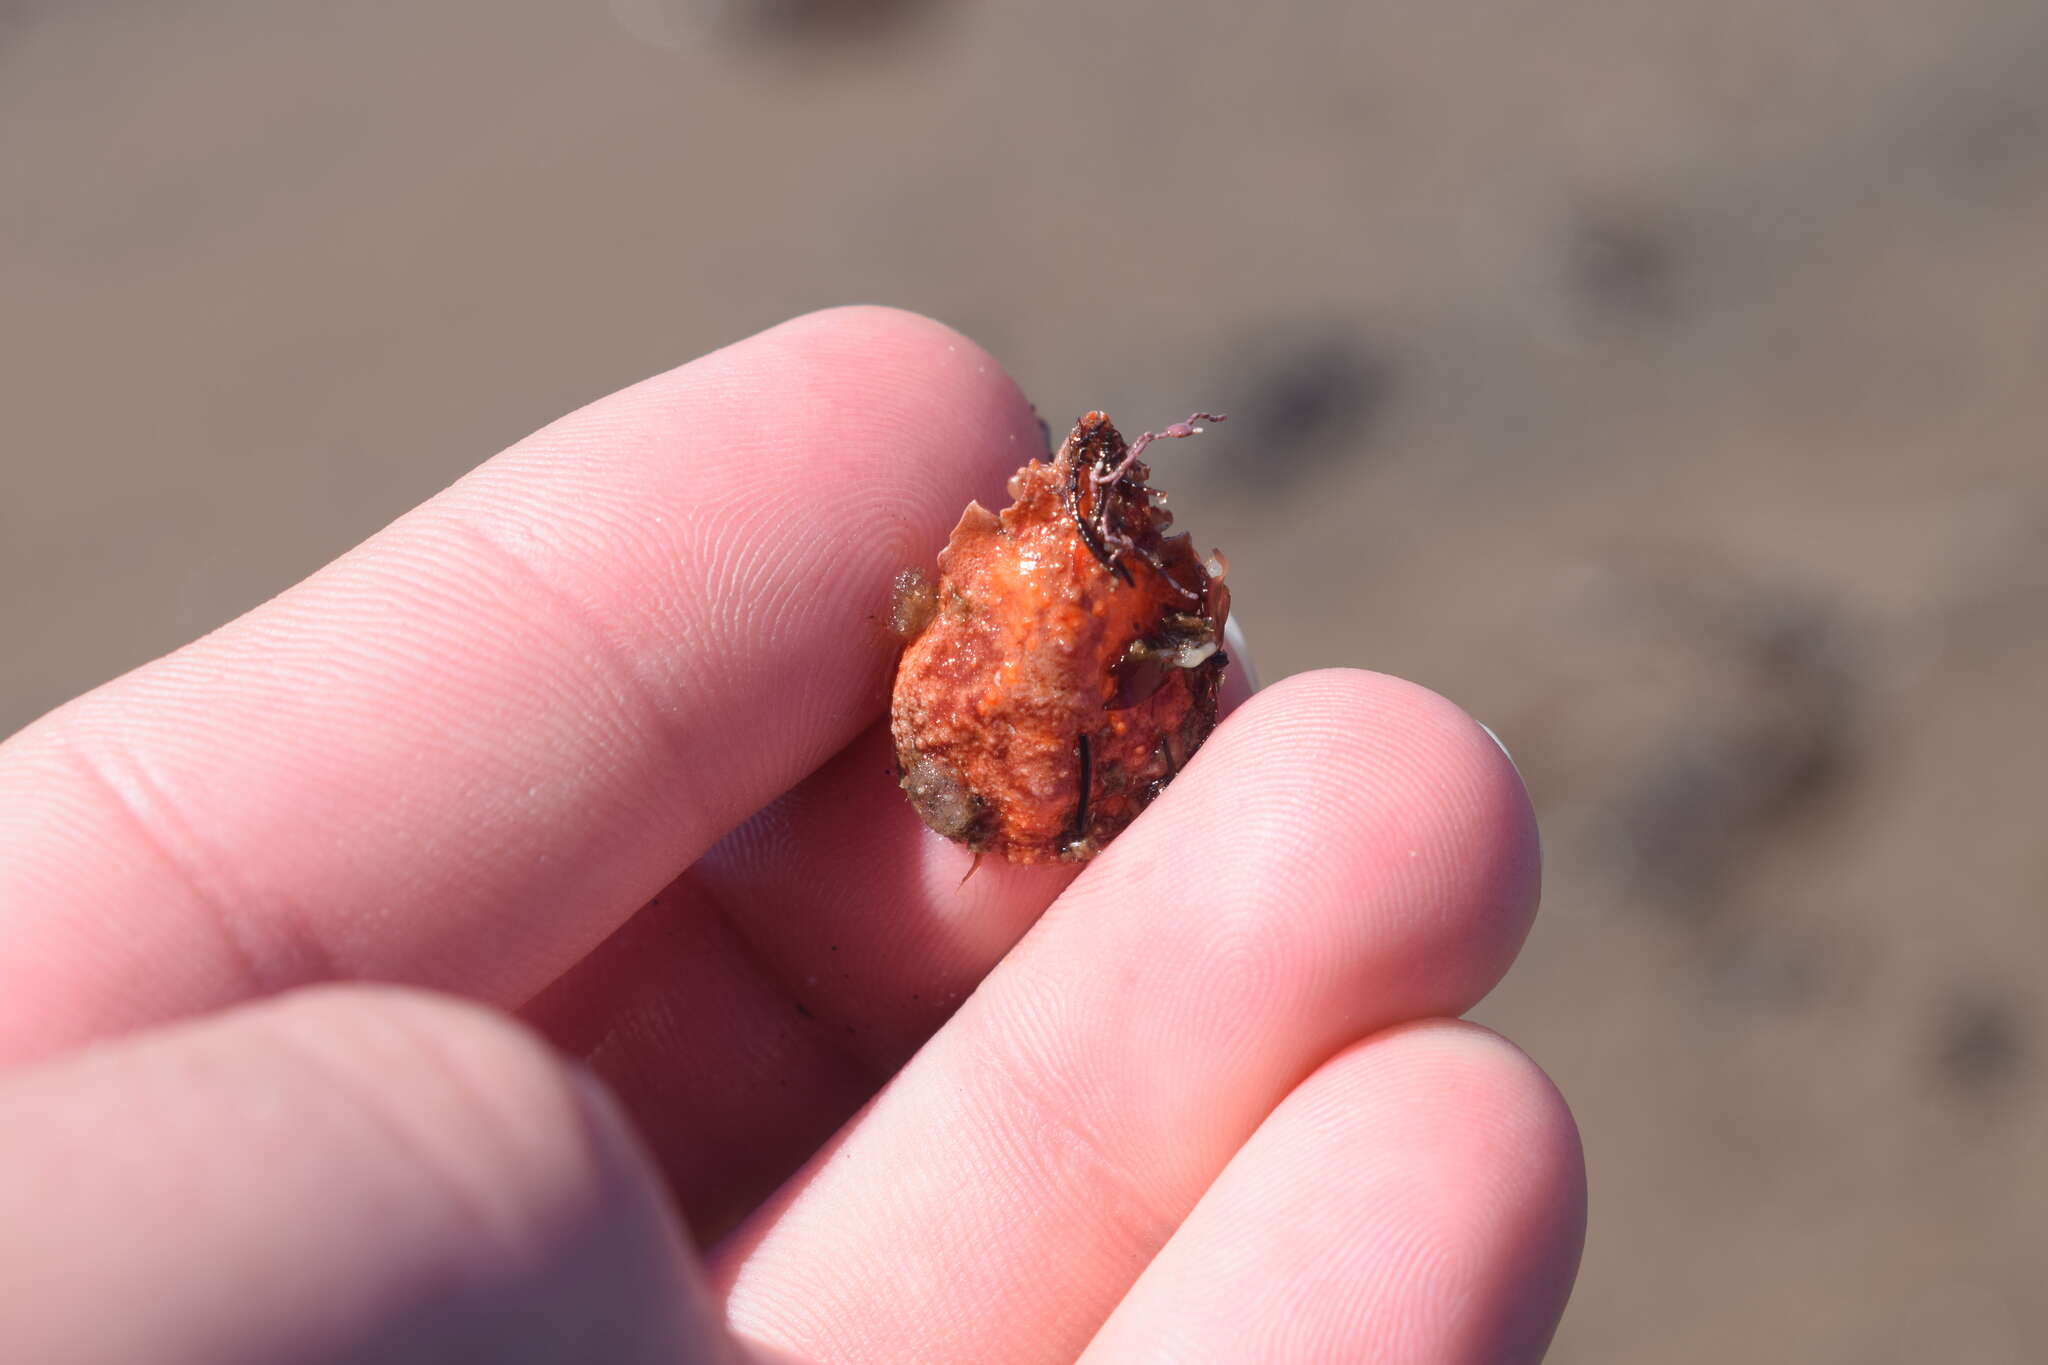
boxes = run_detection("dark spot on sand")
[1570,211,1683,327]
[1934,988,2029,1101]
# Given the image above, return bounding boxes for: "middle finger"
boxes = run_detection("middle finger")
[714,669,1539,1363]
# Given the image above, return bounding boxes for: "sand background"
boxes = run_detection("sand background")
[4,3,2044,1357]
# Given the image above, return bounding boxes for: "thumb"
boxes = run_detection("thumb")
[0,985,749,1365]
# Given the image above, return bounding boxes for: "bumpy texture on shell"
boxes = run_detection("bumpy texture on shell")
[889,411,1230,863]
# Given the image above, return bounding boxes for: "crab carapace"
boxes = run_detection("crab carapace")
[888,411,1231,863]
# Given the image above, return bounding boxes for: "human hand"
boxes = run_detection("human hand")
[0,308,1583,1363]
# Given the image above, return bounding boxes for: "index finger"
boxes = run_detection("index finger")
[0,306,1041,1061]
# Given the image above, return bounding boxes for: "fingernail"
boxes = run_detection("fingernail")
[1477,719,1520,776]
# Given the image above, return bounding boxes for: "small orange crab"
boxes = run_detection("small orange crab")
[889,411,1230,863]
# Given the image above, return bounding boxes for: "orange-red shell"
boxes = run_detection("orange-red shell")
[889,411,1230,862]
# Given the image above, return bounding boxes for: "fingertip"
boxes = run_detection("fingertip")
[1310,1019,1585,1224]
[773,303,997,374]
[1298,1020,1587,1360]
[705,305,1046,625]
[1175,667,1543,1012]
[756,303,1042,482]
[500,302,1041,581]
[1075,1017,1582,1365]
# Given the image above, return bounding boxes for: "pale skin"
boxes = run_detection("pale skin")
[0,307,1584,1363]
